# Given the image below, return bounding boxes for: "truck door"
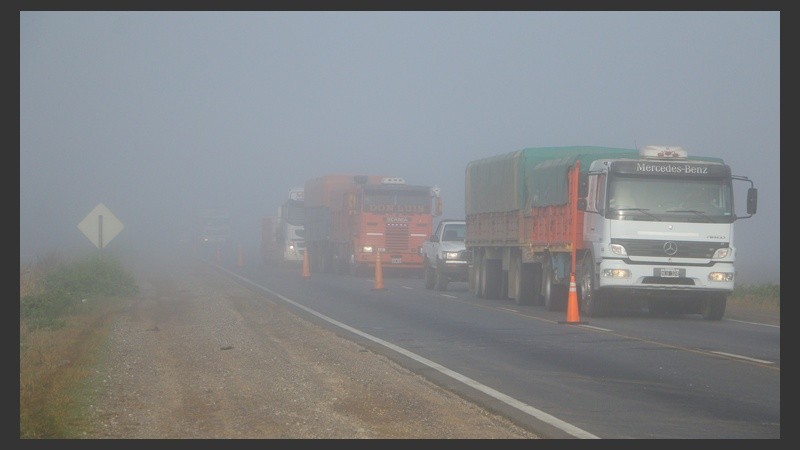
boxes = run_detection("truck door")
[582,173,606,248]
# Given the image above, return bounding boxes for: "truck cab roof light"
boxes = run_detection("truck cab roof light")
[640,145,687,160]
[382,177,405,184]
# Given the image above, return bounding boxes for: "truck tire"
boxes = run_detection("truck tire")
[434,266,448,291]
[469,252,481,296]
[318,248,332,274]
[424,261,435,289]
[474,253,485,298]
[512,259,539,305]
[476,257,486,298]
[529,263,544,306]
[543,260,566,311]
[701,293,727,321]
[579,254,608,317]
[347,254,356,276]
[482,259,502,300]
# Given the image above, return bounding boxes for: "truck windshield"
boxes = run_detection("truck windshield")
[284,199,305,225]
[362,191,431,214]
[608,177,733,222]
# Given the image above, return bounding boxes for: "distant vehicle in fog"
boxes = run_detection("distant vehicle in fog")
[275,187,306,263]
[198,207,231,248]
[421,219,469,291]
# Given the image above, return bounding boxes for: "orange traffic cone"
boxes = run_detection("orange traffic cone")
[301,250,310,279]
[236,244,245,268]
[559,273,587,324]
[372,250,386,291]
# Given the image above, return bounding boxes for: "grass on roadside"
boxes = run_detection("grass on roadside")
[19,251,138,439]
[729,283,781,311]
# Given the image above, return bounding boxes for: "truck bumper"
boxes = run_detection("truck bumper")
[596,258,735,295]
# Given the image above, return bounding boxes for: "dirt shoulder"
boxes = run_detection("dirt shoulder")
[82,254,539,439]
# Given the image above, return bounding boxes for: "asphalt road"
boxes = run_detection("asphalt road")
[221,249,779,439]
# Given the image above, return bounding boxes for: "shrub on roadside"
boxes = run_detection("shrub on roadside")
[731,283,780,309]
[20,253,139,330]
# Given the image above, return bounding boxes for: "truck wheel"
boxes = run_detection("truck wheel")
[424,262,435,289]
[579,254,608,317]
[434,267,448,291]
[512,260,538,305]
[476,255,487,298]
[543,261,566,311]
[319,249,330,273]
[701,293,727,321]
[532,263,543,305]
[470,253,482,297]
[483,259,502,299]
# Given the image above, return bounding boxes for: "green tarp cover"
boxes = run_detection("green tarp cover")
[465,146,639,214]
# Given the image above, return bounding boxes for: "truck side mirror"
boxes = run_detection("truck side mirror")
[747,187,758,215]
[430,235,439,243]
[578,176,588,197]
[434,197,443,217]
[577,198,587,211]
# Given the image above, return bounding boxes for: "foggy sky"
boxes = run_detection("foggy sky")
[20,11,780,284]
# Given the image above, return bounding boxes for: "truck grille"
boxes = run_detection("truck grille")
[385,222,409,253]
[611,239,728,259]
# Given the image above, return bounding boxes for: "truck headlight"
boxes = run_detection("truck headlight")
[443,252,460,260]
[712,248,731,259]
[708,272,734,282]
[362,246,374,253]
[602,269,631,279]
[609,244,627,256]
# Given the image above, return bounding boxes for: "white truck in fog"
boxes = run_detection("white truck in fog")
[422,219,469,291]
[276,187,306,263]
[465,145,758,320]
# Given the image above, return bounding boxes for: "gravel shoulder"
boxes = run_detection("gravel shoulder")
[83,249,777,439]
[84,253,540,439]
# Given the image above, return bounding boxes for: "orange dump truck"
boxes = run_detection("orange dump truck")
[304,174,442,276]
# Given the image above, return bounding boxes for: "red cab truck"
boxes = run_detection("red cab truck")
[304,174,442,276]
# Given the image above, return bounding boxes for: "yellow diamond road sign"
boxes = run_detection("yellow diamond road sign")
[78,203,124,249]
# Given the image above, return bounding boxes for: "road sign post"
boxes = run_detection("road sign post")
[78,203,124,255]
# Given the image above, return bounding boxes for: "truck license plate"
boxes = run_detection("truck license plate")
[659,268,681,278]
[391,257,402,264]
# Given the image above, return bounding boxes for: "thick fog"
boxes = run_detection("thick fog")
[20,11,780,284]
